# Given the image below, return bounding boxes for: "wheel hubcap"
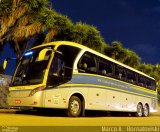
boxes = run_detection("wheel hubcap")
[143,106,148,116]
[70,100,80,114]
[137,105,143,117]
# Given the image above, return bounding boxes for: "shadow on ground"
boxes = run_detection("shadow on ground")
[13,108,138,117]
[1,104,159,117]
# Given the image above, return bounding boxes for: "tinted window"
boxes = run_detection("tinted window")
[98,57,113,77]
[11,46,53,86]
[47,53,65,86]
[114,65,126,81]
[126,70,136,84]
[57,45,80,78]
[137,74,146,87]
[57,45,80,68]
[78,52,97,74]
[145,78,156,91]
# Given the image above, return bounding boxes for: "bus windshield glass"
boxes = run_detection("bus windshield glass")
[11,46,54,86]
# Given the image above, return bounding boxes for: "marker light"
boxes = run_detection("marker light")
[24,51,33,56]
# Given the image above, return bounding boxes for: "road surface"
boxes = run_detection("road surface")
[0,106,159,132]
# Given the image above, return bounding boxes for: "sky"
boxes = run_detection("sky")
[1,0,160,75]
[52,0,160,63]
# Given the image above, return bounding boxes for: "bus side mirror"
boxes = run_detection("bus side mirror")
[38,48,52,61]
[3,59,8,70]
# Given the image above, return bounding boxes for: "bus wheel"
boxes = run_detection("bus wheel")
[143,104,149,117]
[135,103,143,117]
[67,96,82,117]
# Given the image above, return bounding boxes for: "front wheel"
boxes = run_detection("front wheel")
[67,96,82,117]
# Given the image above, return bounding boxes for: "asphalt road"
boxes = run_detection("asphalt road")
[0,106,160,132]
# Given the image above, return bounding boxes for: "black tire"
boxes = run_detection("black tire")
[135,103,143,117]
[67,96,82,117]
[143,104,149,117]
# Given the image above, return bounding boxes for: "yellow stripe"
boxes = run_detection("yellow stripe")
[9,84,44,91]
[73,72,156,94]
[60,83,157,99]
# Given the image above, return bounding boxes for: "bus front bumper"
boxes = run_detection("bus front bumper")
[7,92,44,108]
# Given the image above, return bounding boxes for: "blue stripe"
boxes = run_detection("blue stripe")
[66,74,157,98]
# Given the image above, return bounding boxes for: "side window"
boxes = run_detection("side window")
[47,53,65,86]
[146,78,156,91]
[50,56,64,77]
[151,80,156,91]
[57,45,80,68]
[78,52,97,74]
[57,45,80,79]
[98,58,113,77]
[137,74,145,87]
[145,78,151,89]
[114,65,126,81]
[126,70,136,84]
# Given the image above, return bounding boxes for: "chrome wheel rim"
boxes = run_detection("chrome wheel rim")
[143,105,149,116]
[137,104,143,117]
[70,100,80,114]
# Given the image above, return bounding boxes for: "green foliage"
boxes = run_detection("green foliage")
[150,65,160,82]
[0,0,12,16]
[104,41,125,60]
[24,0,48,12]
[123,50,141,69]
[138,64,153,75]
[45,13,74,42]
[157,86,160,102]
[104,41,141,69]
[137,64,160,82]
[70,22,107,53]
[36,8,57,30]
[0,0,50,57]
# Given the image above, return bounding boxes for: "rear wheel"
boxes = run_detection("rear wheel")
[135,103,143,117]
[67,96,82,117]
[143,104,149,117]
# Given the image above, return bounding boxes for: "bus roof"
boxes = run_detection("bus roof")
[31,41,155,80]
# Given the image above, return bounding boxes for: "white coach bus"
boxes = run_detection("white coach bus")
[4,41,157,117]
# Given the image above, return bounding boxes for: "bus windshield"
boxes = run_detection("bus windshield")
[11,46,54,86]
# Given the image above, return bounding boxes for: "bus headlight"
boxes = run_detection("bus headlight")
[29,86,45,97]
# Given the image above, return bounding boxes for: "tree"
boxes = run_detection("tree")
[31,18,108,53]
[0,0,49,57]
[151,64,160,82]
[104,41,126,61]
[104,41,141,69]
[0,0,107,58]
[123,49,141,69]
[0,65,4,74]
[138,64,153,75]
[43,13,74,43]
[70,22,107,53]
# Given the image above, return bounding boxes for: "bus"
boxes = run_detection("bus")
[4,41,158,117]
